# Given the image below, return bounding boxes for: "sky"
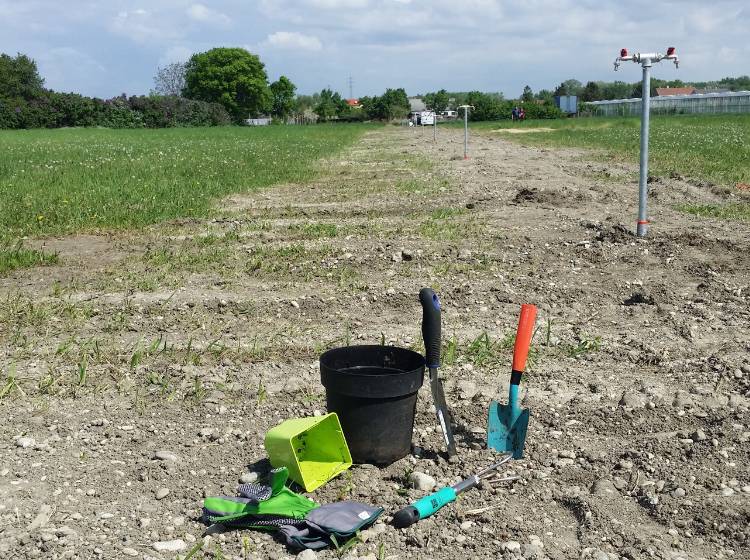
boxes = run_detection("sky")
[1,0,748,99]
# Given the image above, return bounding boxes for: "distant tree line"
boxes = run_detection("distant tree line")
[0,48,301,129]
[550,76,750,101]
[419,88,562,121]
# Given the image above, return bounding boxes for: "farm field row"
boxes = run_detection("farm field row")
[471,114,750,188]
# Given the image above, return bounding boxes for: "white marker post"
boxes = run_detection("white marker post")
[614,47,679,237]
[457,105,473,159]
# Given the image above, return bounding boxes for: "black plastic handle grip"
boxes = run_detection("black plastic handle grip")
[392,505,420,529]
[419,287,441,368]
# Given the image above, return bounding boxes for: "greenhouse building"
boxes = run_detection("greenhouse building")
[585,90,750,117]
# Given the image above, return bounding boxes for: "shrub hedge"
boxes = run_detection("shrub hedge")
[0,92,231,129]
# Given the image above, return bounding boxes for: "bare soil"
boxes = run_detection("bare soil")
[1,126,748,560]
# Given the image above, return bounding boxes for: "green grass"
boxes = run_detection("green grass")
[0,124,370,241]
[475,114,750,187]
[679,203,750,221]
[0,240,58,275]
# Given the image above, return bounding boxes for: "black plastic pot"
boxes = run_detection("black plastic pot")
[320,345,425,465]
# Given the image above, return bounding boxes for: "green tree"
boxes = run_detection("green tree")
[535,89,554,103]
[269,75,297,121]
[465,91,504,121]
[0,53,44,99]
[580,81,601,102]
[183,48,271,122]
[361,89,409,120]
[423,89,450,113]
[314,88,346,121]
[521,85,534,102]
[376,88,410,120]
[554,79,583,97]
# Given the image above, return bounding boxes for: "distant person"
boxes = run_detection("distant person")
[511,107,519,121]
[519,108,526,121]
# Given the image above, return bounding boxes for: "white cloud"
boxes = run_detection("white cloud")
[304,0,368,8]
[266,31,323,51]
[186,3,231,26]
[110,8,183,43]
[160,45,194,65]
[36,47,106,94]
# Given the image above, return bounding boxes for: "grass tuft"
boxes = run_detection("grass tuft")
[0,240,58,275]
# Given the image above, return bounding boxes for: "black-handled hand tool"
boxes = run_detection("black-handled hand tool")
[419,287,457,457]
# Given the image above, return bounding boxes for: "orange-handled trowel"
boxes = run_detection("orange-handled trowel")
[487,304,537,458]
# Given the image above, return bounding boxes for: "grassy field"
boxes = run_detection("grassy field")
[0,124,369,239]
[0,124,369,273]
[472,114,750,187]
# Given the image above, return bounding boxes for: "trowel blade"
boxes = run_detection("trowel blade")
[487,401,529,459]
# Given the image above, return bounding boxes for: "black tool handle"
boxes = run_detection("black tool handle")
[392,505,420,529]
[419,288,441,368]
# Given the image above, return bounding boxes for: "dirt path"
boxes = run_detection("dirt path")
[1,127,748,560]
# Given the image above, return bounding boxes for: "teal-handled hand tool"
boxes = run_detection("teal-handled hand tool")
[392,454,515,528]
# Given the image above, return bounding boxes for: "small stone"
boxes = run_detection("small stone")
[613,477,628,490]
[455,534,467,543]
[122,548,138,557]
[741,486,750,494]
[457,380,478,399]
[523,542,545,558]
[721,487,735,497]
[619,391,647,408]
[138,518,151,528]
[558,450,576,459]
[617,459,634,470]
[391,252,402,263]
[239,472,259,484]
[408,472,436,491]
[15,437,35,448]
[672,390,693,408]
[502,541,521,553]
[672,487,686,498]
[591,478,618,496]
[691,429,707,442]
[460,521,473,531]
[152,539,187,552]
[296,549,317,560]
[155,488,170,500]
[153,450,179,462]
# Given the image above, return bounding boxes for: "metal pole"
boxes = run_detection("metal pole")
[637,59,652,237]
[433,112,437,142]
[463,107,468,159]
